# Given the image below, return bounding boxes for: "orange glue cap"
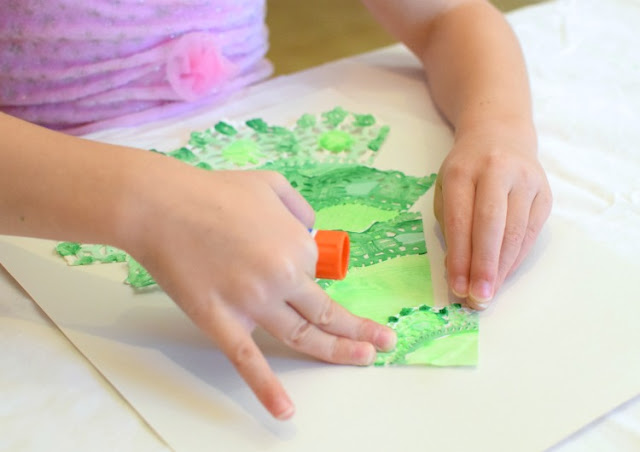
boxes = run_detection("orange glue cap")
[312,230,350,280]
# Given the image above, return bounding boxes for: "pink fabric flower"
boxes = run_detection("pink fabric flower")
[166,32,235,102]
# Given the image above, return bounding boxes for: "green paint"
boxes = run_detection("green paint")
[168,147,198,163]
[353,114,376,127]
[314,204,398,232]
[56,242,81,257]
[318,130,355,152]
[214,121,237,136]
[399,307,414,316]
[345,180,378,196]
[349,213,426,268]
[326,254,433,325]
[55,243,127,265]
[246,118,270,133]
[188,130,216,148]
[403,332,478,366]
[183,106,391,170]
[269,126,290,136]
[221,139,263,166]
[321,106,348,128]
[261,162,435,212]
[396,232,426,245]
[368,125,390,151]
[125,257,156,288]
[272,130,299,153]
[296,113,316,128]
[375,304,479,366]
[195,161,213,171]
[75,255,96,265]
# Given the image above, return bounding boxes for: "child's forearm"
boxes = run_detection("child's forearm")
[363,0,535,142]
[419,2,535,140]
[0,112,144,247]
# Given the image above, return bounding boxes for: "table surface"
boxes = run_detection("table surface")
[2,1,639,451]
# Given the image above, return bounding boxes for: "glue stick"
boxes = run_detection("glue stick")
[310,230,350,280]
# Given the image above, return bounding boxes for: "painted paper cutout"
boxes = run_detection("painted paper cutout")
[377,303,478,366]
[56,107,478,366]
[56,242,127,265]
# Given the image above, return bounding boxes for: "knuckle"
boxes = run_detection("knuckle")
[326,336,340,362]
[503,225,526,248]
[514,167,533,188]
[274,238,315,285]
[274,254,298,286]
[285,319,313,348]
[446,248,472,275]
[229,339,258,371]
[540,190,554,213]
[444,161,471,182]
[316,296,335,326]
[496,259,511,281]
[473,253,499,280]
[447,259,468,277]
[476,201,501,222]
[484,150,509,170]
[356,318,377,342]
[445,211,468,234]
[477,249,499,267]
[180,292,213,323]
[524,222,541,244]
[235,278,269,309]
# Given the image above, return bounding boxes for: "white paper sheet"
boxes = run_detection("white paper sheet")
[1,87,639,451]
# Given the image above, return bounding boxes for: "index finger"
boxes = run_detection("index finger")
[441,171,475,299]
[199,299,295,420]
[469,176,508,307]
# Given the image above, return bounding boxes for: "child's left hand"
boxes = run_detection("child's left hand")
[433,120,552,309]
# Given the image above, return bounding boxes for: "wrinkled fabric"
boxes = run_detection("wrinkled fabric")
[0,0,272,134]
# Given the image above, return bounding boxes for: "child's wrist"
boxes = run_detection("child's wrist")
[107,147,166,255]
[454,115,538,155]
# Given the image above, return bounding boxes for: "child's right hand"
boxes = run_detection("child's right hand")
[0,113,396,421]
[118,155,397,420]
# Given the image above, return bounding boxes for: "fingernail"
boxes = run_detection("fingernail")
[452,276,468,298]
[470,279,493,304]
[357,345,377,366]
[471,300,490,311]
[274,399,295,421]
[375,328,397,351]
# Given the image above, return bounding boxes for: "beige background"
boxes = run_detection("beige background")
[266,0,548,74]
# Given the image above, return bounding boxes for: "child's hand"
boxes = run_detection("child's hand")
[433,122,552,309]
[120,157,397,420]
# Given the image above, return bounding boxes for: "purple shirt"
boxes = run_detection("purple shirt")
[0,0,271,134]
